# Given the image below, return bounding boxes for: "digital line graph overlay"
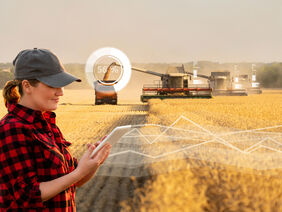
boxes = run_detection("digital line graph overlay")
[103,115,282,171]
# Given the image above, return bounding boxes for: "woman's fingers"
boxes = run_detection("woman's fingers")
[86,144,95,157]
[76,143,111,178]
[98,144,112,164]
[92,143,111,162]
[94,135,107,147]
[99,148,111,165]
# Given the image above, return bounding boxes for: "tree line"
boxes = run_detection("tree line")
[257,63,282,88]
[0,63,281,89]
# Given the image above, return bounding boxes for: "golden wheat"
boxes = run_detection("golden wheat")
[121,90,282,212]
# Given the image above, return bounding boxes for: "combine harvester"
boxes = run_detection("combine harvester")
[248,64,262,94]
[131,64,212,102]
[209,64,248,96]
[209,64,262,96]
[209,71,248,96]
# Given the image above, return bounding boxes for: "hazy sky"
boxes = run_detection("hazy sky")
[0,0,282,63]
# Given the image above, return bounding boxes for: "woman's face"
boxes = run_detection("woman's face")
[23,81,64,112]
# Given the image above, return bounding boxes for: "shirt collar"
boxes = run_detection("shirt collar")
[43,111,56,125]
[7,102,56,124]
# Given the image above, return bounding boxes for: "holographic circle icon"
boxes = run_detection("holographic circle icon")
[85,47,132,92]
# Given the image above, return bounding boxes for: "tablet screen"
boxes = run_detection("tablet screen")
[90,125,133,158]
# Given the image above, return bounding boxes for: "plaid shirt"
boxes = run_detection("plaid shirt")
[0,102,78,211]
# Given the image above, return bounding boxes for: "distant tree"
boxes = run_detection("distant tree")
[0,71,14,89]
[257,63,282,88]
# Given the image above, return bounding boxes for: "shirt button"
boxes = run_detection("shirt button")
[48,132,52,137]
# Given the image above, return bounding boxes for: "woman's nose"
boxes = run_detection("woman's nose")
[56,87,64,96]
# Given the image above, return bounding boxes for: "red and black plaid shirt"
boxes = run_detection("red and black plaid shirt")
[0,102,78,211]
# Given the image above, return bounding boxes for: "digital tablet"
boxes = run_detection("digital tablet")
[90,125,133,158]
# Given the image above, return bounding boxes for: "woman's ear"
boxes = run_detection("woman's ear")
[21,80,32,94]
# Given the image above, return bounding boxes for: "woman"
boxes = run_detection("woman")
[0,48,111,211]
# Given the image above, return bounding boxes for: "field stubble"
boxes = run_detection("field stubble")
[54,91,149,212]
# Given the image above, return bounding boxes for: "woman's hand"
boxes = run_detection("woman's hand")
[75,142,111,180]
[39,137,111,200]
[40,142,111,201]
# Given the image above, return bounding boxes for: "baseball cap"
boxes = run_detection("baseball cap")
[13,48,81,88]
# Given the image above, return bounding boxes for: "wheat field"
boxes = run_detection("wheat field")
[0,89,281,211]
[121,89,282,212]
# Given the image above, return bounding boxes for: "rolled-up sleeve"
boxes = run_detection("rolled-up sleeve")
[0,125,44,209]
[73,157,78,169]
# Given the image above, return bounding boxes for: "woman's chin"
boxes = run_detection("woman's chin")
[44,103,59,111]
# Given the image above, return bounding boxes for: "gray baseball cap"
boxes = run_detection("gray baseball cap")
[13,48,81,88]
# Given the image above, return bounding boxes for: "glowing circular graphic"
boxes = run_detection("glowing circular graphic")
[85,47,131,92]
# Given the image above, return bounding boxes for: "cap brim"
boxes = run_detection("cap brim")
[36,72,81,88]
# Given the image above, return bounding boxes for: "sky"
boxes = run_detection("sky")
[0,0,282,63]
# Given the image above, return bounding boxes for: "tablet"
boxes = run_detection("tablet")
[90,125,133,158]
